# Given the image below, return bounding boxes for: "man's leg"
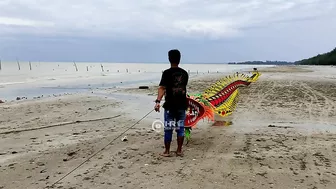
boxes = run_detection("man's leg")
[162,110,173,156]
[175,109,186,156]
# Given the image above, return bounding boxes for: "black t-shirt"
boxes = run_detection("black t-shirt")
[159,67,189,110]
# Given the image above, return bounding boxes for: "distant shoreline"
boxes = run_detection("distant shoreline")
[228,62,294,65]
[0,61,280,65]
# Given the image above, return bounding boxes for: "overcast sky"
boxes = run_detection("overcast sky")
[0,0,335,63]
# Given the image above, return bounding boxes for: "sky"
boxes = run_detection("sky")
[0,0,335,63]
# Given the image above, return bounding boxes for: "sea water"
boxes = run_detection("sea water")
[0,62,274,101]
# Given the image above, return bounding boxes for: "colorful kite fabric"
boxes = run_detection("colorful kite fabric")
[183,70,260,142]
[184,70,261,128]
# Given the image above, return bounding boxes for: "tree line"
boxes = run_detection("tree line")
[295,47,336,65]
[228,61,293,65]
[226,47,336,66]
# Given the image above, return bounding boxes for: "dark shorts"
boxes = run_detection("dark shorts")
[163,109,186,142]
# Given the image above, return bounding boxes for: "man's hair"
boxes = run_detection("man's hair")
[168,49,181,64]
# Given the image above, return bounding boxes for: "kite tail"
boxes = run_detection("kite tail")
[185,127,191,143]
[184,70,261,130]
[214,89,240,116]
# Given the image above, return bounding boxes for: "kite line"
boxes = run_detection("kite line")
[47,109,154,188]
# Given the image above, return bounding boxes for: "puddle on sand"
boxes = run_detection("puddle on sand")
[94,92,151,101]
[211,114,234,127]
[212,121,233,127]
[0,78,158,101]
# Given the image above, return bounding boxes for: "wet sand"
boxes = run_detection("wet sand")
[1,65,336,189]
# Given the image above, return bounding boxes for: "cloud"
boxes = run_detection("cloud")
[1,0,336,63]
[0,0,335,39]
[0,17,53,27]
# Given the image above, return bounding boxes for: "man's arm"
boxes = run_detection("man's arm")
[186,71,189,85]
[154,72,166,112]
[156,86,165,102]
[156,71,166,102]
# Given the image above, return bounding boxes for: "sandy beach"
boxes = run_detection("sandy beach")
[1,65,336,189]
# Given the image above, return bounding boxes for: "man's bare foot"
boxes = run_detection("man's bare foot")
[160,152,172,157]
[176,151,184,157]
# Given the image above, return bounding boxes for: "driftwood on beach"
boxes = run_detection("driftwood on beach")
[0,114,122,135]
[139,86,149,89]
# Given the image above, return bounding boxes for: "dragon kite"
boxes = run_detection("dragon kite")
[184,69,261,142]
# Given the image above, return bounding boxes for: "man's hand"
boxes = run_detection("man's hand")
[154,102,160,112]
[155,85,164,112]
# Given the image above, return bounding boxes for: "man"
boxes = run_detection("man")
[154,49,189,157]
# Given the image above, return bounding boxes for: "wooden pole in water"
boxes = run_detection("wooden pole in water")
[73,61,78,71]
[29,61,32,70]
[87,66,89,71]
[101,64,104,72]
[16,59,21,70]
